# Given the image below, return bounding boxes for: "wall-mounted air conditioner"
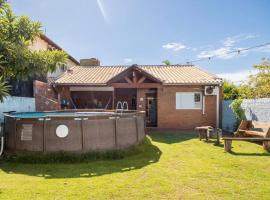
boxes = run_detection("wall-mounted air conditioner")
[204,86,218,95]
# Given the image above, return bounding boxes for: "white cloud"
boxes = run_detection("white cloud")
[217,69,257,84]
[197,34,260,60]
[162,42,187,51]
[223,37,236,47]
[97,0,109,23]
[223,34,259,47]
[198,48,234,59]
[124,58,133,63]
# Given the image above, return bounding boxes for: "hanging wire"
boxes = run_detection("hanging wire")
[184,42,270,64]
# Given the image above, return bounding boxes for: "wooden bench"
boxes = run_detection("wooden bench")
[235,120,270,138]
[222,137,270,152]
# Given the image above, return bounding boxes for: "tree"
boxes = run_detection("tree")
[224,58,270,100]
[223,80,239,100]
[249,58,270,98]
[0,76,9,102]
[162,60,171,65]
[0,0,67,99]
[237,84,254,99]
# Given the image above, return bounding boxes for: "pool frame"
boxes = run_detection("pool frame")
[4,111,145,153]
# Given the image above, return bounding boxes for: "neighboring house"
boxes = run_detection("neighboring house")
[10,34,79,97]
[53,59,223,129]
[29,35,79,79]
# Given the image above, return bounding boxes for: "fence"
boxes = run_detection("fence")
[222,98,270,132]
[0,96,36,122]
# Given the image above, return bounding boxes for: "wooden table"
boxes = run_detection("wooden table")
[195,126,213,141]
[195,126,221,145]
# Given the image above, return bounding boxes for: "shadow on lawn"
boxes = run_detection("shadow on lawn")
[228,141,270,156]
[229,151,270,156]
[149,131,197,144]
[0,137,162,179]
[203,140,224,148]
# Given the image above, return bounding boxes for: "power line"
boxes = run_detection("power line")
[184,42,270,64]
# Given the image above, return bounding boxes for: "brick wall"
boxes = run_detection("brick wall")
[57,86,73,109]
[136,88,149,111]
[55,84,222,129]
[157,85,221,129]
[34,81,60,111]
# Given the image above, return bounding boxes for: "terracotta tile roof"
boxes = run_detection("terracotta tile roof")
[55,65,222,85]
[140,65,222,84]
[55,66,127,85]
[40,34,79,65]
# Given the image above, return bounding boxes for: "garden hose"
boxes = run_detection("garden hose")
[0,136,3,156]
[0,125,3,156]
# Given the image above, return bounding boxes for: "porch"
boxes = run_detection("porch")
[59,66,162,127]
[69,86,158,127]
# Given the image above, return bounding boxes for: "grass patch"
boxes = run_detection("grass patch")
[0,132,270,199]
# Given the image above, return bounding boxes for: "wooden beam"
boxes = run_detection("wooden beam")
[70,86,114,91]
[137,76,146,83]
[132,71,137,83]
[124,76,133,83]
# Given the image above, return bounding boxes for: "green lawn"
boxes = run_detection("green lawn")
[1,132,270,200]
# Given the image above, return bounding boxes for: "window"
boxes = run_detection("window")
[60,64,68,72]
[176,92,202,109]
[194,93,201,102]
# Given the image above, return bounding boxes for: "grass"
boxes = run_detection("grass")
[1,131,270,199]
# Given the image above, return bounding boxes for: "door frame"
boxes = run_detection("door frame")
[145,92,157,127]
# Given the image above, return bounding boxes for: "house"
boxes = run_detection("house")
[29,35,79,79]
[52,59,222,129]
[10,34,79,97]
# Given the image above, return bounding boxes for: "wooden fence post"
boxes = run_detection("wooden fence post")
[224,139,232,152]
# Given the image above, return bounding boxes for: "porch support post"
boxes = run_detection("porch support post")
[112,90,115,109]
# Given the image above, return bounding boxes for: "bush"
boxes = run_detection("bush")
[3,151,124,164]
[230,99,246,131]
[223,81,239,100]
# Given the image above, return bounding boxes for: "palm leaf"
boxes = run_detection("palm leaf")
[0,76,10,102]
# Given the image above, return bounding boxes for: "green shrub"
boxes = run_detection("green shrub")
[3,151,123,164]
[230,99,246,131]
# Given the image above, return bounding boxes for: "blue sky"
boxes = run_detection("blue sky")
[11,0,270,83]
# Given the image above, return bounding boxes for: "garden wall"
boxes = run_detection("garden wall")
[34,80,60,111]
[222,98,270,132]
[0,96,36,122]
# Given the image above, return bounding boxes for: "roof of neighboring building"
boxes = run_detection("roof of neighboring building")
[40,34,80,65]
[55,65,222,85]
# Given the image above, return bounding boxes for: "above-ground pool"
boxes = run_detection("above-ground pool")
[4,111,145,153]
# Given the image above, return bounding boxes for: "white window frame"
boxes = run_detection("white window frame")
[176,92,202,110]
